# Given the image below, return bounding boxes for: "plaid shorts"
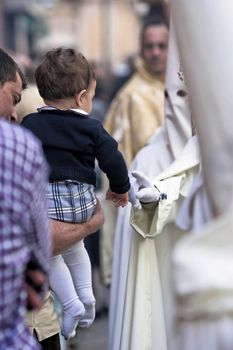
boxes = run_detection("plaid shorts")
[46,180,97,223]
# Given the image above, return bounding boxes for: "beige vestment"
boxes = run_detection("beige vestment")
[104,58,165,167]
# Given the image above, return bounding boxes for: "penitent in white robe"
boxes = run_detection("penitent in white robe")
[108,16,195,350]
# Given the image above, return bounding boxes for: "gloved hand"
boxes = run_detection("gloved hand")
[128,176,142,209]
[131,171,161,203]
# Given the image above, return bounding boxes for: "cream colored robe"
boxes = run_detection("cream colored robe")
[130,136,199,350]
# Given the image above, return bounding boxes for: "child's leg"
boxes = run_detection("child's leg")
[62,240,96,328]
[49,255,85,338]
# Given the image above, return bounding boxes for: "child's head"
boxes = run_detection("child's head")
[35,47,96,112]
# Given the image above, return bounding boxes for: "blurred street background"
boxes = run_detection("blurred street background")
[0,0,168,71]
[0,0,168,110]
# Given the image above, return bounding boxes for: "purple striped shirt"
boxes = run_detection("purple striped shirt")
[0,120,51,350]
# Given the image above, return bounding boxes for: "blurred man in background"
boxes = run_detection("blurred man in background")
[105,17,168,166]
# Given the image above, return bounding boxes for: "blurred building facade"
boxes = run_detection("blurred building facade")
[34,0,144,70]
[0,0,49,59]
[0,0,168,70]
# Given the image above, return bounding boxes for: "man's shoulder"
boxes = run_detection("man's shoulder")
[0,120,47,180]
[0,119,42,153]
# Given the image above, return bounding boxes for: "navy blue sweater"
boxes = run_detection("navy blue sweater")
[22,109,130,194]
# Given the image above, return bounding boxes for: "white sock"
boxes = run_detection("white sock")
[62,299,85,339]
[63,241,96,328]
[78,294,96,328]
[49,255,85,339]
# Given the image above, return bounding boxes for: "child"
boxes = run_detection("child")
[22,47,130,339]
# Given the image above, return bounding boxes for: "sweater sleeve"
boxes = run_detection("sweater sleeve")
[95,123,130,194]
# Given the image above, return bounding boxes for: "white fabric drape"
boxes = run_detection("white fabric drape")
[171,0,233,215]
[169,2,233,349]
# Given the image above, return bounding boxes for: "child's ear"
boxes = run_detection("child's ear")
[75,89,86,107]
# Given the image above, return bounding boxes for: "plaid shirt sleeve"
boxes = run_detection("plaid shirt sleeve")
[26,130,51,276]
[0,120,51,350]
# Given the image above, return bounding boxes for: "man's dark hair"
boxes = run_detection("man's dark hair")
[140,17,169,46]
[0,48,27,89]
[35,47,96,101]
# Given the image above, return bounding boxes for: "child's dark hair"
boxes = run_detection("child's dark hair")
[35,47,96,101]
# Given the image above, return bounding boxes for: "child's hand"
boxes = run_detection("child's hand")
[106,189,128,208]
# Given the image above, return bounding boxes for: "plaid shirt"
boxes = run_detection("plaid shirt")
[0,120,51,350]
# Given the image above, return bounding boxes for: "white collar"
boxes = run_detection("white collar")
[70,108,88,115]
[38,106,89,115]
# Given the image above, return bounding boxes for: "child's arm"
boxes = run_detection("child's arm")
[106,188,129,208]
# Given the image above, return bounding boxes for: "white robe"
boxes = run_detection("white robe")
[108,18,195,350]
[109,130,172,350]
[109,136,199,350]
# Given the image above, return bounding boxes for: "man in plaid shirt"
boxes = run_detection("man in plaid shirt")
[0,48,51,349]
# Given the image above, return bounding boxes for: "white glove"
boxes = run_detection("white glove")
[128,176,142,209]
[131,171,161,203]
